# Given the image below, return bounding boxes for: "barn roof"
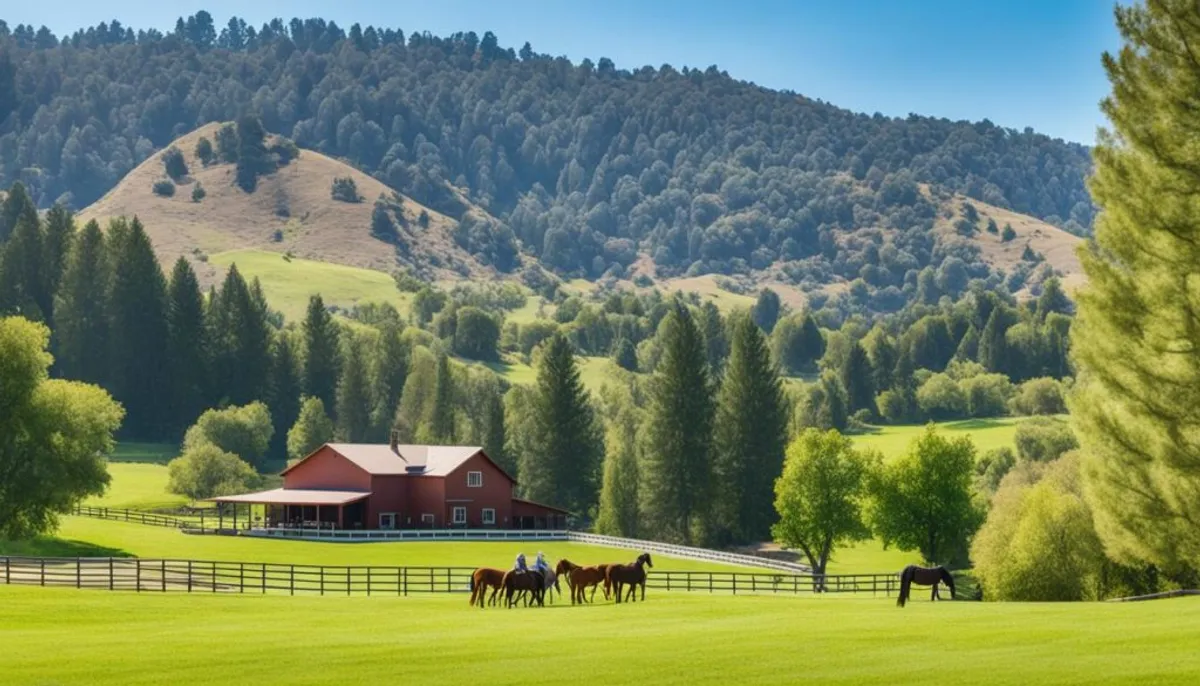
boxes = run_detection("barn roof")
[210,488,370,505]
[282,443,513,481]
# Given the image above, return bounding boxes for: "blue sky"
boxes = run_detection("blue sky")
[7,1,1120,144]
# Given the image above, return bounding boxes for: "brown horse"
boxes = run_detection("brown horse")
[501,568,546,608]
[469,568,506,608]
[896,565,956,607]
[606,553,652,603]
[556,559,609,605]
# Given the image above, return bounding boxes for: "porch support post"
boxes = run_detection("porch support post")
[338,504,344,530]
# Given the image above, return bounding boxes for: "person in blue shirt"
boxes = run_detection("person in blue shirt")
[514,553,528,574]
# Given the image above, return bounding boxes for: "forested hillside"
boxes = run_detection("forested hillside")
[0,13,1093,300]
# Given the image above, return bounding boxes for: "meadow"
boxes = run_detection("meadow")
[850,417,1023,460]
[2,586,1197,685]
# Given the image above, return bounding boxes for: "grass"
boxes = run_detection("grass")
[2,588,1198,685]
[482,355,618,395]
[10,518,753,573]
[208,248,410,322]
[825,539,921,575]
[850,417,1024,460]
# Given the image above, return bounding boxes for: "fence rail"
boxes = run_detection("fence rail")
[0,557,894,597]
[71,506,195,529]
[245,527,571,542]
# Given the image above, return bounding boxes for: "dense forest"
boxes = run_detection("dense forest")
[0,13,1093,294]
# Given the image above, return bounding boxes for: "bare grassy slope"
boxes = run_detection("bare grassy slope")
[78,123,484,286]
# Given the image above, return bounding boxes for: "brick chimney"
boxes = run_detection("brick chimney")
[389,429,400,454]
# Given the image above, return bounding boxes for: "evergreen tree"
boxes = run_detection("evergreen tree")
[267,335,302,461]
[288,396,335,461]
[106,218,170,438]
[335,334,372,442]
[641,301,715,545]
[863,326,896,391]
[1036,277,1072,321]
[41,205,75,320]
[519,333,603,515]
[712,312,788,543]
[697,300,728,372]
[955,324,981,362]
[394,346,436,442]
[839,340,877,416]
[0,215,47,321]
[54,220,108,385]
[1073,0,1200,569]
[208,266,272,405]
[978,307,1010,374]
[596,391,641,537]
[0,181,37,243]
[368,322,408,441]
[751,288,782,333]
[235,115,270,192]
[419,353,456,444]
[302,295,340,413]
[166,258,207,435]
[612,337,638,372]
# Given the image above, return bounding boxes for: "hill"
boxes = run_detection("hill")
[78,123,489,287]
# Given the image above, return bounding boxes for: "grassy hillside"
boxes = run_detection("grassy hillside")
[77,123,482,288]
[3,588,1197,685]
[209,248,411,322]
[85,443,183,511]
[850,418,1024,460]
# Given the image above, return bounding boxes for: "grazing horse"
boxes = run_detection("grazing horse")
[556,559,608,605]
[606,553,653,604]
[501,569,546,608]
[896,565,956,607]
[469,568,506,608]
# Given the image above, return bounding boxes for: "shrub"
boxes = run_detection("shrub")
[167,443,258,502]
[163,146,188,180]
[960,373,1013,418]
[452,306,501,361]
[986,218,999,234]
[974,447,1017,494]
[1010,377,1067,415]
[331,176,361,202]
[393,268,424,293]
[152,180,176,197]
[183,402,274,470]
[195,137,215,166]
[271,229,283,242]
[916,373,966,420]
[612,337,638,371]
[269,138,300,166]
[1001,224,1017,242]
[418,209,430,228]
[191,182,206,202]
[634,274,654,287]
[1014,416,1078,463]
[216,123,239,162]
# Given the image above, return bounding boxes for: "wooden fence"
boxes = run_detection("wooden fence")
[0,556,896,597]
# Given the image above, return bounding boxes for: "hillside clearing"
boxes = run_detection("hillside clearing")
[849,418,1024,460]
[2,588,1197,685]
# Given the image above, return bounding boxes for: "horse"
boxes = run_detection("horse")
[469,568,506,608]
[501,568,546,608]
[896,564,956,607]
[606,553,652,604]
[556,559,608,605]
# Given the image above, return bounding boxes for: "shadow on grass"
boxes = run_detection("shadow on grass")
[0,536,132,558]
[109,442,178,465]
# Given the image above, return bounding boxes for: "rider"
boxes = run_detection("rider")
[534,551,549,574]
[514,552,528,574]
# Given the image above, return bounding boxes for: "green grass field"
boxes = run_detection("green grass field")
[2,587,1196,685]
[209,248,410,322]
[850,418,1024,460]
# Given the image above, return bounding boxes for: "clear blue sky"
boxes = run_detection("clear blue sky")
[6,0,1121,144]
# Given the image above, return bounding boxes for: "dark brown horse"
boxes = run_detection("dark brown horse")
[469,568,506,608]
[606,553,652,603]
[896,565,956,607]
[556,559,608,604]
[501,568,545,608]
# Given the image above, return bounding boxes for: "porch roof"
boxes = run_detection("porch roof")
[209,488,371,506]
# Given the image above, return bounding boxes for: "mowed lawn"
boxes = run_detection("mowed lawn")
[2,587,1198,686]
[850,417,1025,460]
[209,248,410,322]
[84,442,184,511]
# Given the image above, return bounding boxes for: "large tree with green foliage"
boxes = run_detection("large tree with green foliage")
[335,334,372,442]
[519,333,602,515]
[287,396,335,461]
[183,401,273,470]
[53,220,108,385]
[595,384,642,537]
[839,340,876,417]
[267,335,303,461]
[165,258,208,434]
[418,352,457,444]
[1071,0,1200,570]
[0,316,124,539]
[641,302,715,545]
[713,312,788,543]
[302,294,341,413]
[868,425,983,565]
[772,429,876,583]
[167,443,258,502]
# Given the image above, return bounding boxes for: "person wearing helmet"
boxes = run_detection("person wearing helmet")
[534,551,548,574]
[514,553,528,574]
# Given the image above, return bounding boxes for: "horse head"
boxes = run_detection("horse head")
[638,552,653,568]
[555,559,572,576]
[940,567,957,599]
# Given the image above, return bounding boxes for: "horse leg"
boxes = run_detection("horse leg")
[931,583,939,602]
[641,581,646,602]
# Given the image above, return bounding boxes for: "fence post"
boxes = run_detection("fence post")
[709,572,713,593]
[211,561,217,593]
[136,559,141,592]
[77,558,81,589]
[732,574,737,596]
[346,567,351,597]
[240,563,245,594]
[4,557,8,585]
[403,568,408,596]
[367,567,372,596]
[108,558,113,590]
[40,558,45,586]
[290,565,295,596]
[320,566,325,596]
[162,560,166,592]
[187,560,193,592]
[262,563,267,594]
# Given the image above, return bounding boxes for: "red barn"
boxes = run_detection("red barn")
[212,437,569,530]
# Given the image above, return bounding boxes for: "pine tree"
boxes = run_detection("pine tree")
[267,335,302,461]
[235,115,270,192]
[287,396,335,461]
[751,288,782,333]
[302,295,340,413]
[209,266,272,405]
[0,181,37,243]
[839,340,877,416]
[1036,277,1072,321]
[612,337,638,372]
[419,353,456,444]
[697,300,728,372]
[368,322,408,441]
[955,324,981,362]
[712,312,788,543]
[978,307,1010,374]
[864,326,896,391]
[166,258,208,435]
[106,218,170,438]
[54,220,108,385]
[519,333,603,514]
[1073,0,1200,569]
[41,204,75,320]
[641,301,715,545]
[335,334,372,442]
[0,215,47,321]
[596,394,641,537]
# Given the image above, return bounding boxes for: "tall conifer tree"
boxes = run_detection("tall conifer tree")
[54,220,108,385]
[0,215,47,321]
[368,322,408,441]
[335,334,372,442]
[840,340,877,416]
[641,301,715,545]
[596,391,642,538]
[419,352,457,444]
[267,335,302,461]
[166,257,207,434]
[302,294,340,413]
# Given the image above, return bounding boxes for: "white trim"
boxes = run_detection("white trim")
[452,507,467,525]
[482,508,496,525]
[467,471,483,488]
[378,513,396,530]
[420,513,435,525]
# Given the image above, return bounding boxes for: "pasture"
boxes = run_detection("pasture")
[850,417,1024,460]
[2,586,1197,685]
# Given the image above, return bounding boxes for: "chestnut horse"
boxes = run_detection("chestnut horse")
[555,559,609,604]
[469,568,506,608]
[896,565,956,607]
[501,568,546,608]
[606,553,653,603]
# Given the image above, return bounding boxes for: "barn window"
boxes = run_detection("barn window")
[482,508,496,525]
[421,513,434,526]
[452,507,467,525]
[467,471,483,488]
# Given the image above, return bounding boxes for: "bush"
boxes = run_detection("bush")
[195,137,215,166]
[916,373,966,420]
[331,176,361,202]
[216,123,239,163]
[269,138,300,166]
[191,183,206,202]
[960,373,1013,418]
[183,402,274,470]
[167,443,258,502]
[393,268,424,293]
[163,146,188,180]
[452,306,501,361]
[1010,377,1067,415]
[974,447,1017,494]
[986,218,999,234]
[1014,416,1078,463]
[1001,224,1017,242]
[152,180,176,197]
[418,209,430,228]
[612,337,638,371]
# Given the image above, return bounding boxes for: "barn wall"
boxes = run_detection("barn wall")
[368,475,407,528]
[406,478,446,528]
[283,447,371,491]
[443,452,515,527]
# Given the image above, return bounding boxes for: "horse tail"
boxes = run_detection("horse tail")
[897,566,911,608]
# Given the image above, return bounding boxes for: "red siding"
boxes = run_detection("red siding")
[443,452,514,527]
[407,477,446,527]
[283,447,372,491]
[367,475,407,528]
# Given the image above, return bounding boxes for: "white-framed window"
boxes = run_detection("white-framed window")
[421,513,435,526]
[379,513,396,530]
[482,508,496,525]
[452,507,467,525]
[467,471,483,488]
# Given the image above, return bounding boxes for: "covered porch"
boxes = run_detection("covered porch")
[210,488,371,531]
[511,497,571,530]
